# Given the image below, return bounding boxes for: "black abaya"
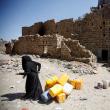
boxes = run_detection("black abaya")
[22,56,43,100]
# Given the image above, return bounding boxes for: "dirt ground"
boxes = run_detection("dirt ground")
[0,54,110,110]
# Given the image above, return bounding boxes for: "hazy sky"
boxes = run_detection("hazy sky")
[0,0,98,41]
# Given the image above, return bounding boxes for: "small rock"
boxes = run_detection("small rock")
[36,55,40,58]
[80,97,88,101]
[10,86,15,88]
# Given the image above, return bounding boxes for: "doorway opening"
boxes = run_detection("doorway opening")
[102,50,108,61]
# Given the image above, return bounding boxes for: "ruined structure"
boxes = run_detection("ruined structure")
[21,0,110,62]
[5,0,110,63]
[5,42,13,54]
[8,34,96,64]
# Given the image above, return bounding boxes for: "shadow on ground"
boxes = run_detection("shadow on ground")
[102,63,110,68]
[1,92,53,105]
[101,63,110,72]
[1,92,25,101]
[37,99,53,105]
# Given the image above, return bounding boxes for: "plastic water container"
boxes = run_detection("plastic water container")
[76,79,83,90]
[102,80,109,89]
[45,75,58,90]
[56,93,66,103]
[63,83,73,95]
[68,79,76,88]
[71,79,83,90]
[49,84,63,97]
[40,90,52,103]
[58,74,69,86]
[68,79,83,90]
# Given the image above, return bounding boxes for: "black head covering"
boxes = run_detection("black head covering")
[22,56,32,71]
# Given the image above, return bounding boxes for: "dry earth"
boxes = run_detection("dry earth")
[0,54,110,110]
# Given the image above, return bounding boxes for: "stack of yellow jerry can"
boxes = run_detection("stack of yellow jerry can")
[41,74,83,103]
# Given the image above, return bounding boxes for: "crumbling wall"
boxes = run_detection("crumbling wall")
[22,22,43,36]
[63,38,97,63]
[22,27,31,36]
[31,22,44,35]
[5,42,13,54]
[73,5,110,61]
[12,34,61,58]
[6,34,96,64]
[56,19,74,39]
[44,19,56,35]
[61,42,72,60]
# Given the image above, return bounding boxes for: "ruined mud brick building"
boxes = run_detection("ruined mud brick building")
[5,0,110,63]
[10,34,96,64]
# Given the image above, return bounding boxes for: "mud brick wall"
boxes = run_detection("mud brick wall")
[12,34,61,57]
[22,27,31,36]
[44,19,56,35]
[60,41,72,60]
[5,34,96,64]
[56,19,74,39]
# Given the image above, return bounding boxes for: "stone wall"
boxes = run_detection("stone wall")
[75,5,110,61]
[63,38,96,63]
[22,22,43,36]
[6,34,96,64]
[56,19,74,39]
[44,19,56,35]
[12,34,60,58]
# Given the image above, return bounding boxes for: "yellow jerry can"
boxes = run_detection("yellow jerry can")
[58,74,69,86]
[68,79,83,90]
[68,79,77,89]
[49,84,63,97]
[56,92,66,103]
[63,83,73,95]
[45,75,58,90]
[75,79,83,90]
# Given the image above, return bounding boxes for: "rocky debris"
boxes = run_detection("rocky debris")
[0,54,97,76]
[63,61,97,75]
[0,54,11,66]
[63,38,97,64]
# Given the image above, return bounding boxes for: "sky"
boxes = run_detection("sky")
[0,0,98,41]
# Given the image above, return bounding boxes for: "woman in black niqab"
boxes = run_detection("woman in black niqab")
[22,56,43,100]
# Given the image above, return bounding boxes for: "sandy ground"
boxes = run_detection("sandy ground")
[0,54,110,110]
